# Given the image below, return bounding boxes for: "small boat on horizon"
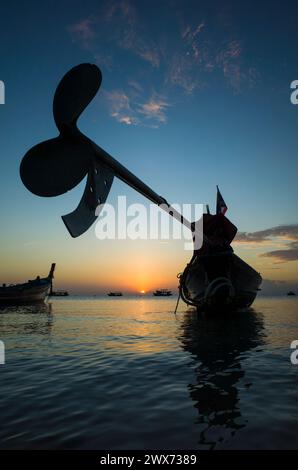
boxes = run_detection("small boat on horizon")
[0,264,55,305]
[287,291,296,296]
[107,292,123,297]
[49,290,69,297]
[153,289,173,297]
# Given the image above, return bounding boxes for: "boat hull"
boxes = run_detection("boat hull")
[180,253,262,313]
[0,279,51,305]
[153,293,172,296]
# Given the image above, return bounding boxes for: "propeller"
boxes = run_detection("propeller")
[20,63,204,245]
[20,63,115,237]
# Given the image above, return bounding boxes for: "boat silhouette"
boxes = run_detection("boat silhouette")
[179,191,262,312]
[0,264,55,305]
[153,289,172,297]
[19,64,262,312]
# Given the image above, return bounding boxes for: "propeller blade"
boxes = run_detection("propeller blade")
[53,63,102,131]
[20,135,91,197]
[62,159,114,237]
[20,64,102,198]
[19,63,195,240]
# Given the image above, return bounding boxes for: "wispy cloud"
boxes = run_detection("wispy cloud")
[260,243,298,262]
[235,224,298,263]
[68,17,96,48]
[103,0,160,67]
[128,80,143,94]
[139,96,170,123]
[105,90,138,125]
[105,88,170,127]
[182,22,205,41]
[236,225,298,243]
[68,1,259,123]
[167,53,202,94]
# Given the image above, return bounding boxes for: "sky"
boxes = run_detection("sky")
[0,0,298,294]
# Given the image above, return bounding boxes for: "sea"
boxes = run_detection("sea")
[0,296,297,450]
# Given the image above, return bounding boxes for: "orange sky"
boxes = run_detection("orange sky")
[1,227,297,294]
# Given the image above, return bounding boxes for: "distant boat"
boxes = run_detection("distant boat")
[107,292,123,297]
[0,264,55,305]
[153,289,172,297]
[287,291,296,296]
[49,290,69,297]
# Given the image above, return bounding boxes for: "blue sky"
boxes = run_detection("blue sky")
[0,0,298,292]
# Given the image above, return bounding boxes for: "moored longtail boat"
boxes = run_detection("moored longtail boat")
[0,264,55,305]
[179,190,262,312]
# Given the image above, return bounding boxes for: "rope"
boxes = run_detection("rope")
[173,289,181,315]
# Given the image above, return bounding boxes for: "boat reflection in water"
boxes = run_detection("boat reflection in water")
[178,308,265,449]
[0,302,53,338]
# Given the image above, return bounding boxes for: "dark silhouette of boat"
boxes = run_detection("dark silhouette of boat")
[49,282,69,297]
[287,291,296,296]
[18,65,262,313]
[107,292,123,297]
[49,290,69,296]
[0,264,55,305]
[179,191,262,312]
[153,289,172,297]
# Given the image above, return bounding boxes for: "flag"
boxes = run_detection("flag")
[216,186,228,215]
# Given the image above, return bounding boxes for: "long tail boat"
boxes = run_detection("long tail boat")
[178,190,262,312]
[0,264,55,305]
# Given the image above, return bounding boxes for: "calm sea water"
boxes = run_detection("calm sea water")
[0,296,298,450]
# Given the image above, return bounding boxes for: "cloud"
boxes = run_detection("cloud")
[164,20,207,94]
[104,90,135,124]
[128,80,143,93]
[68,1,260,123]
[167,53,202,94]
[214,40,259,92]
[105,88,170,127]
[260,242,298,262]
[139,96,170,123]
[166,22,257,94]
[235,224,298,263]
[105,90,138,125]
[103,0,160,67]
[68,17,96,47]
[182,22,205,41]
[69,2,160,67]
[236,225,298,243]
